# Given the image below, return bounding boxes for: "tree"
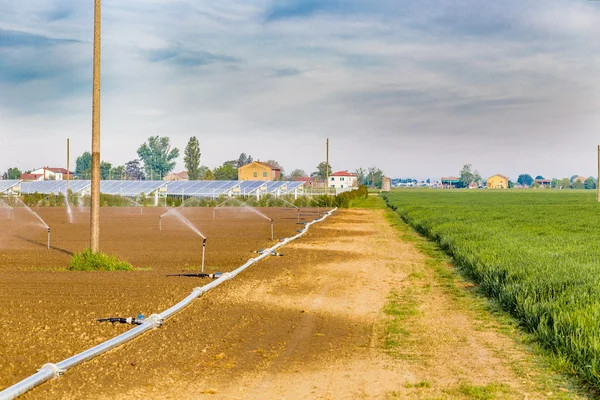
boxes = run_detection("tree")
[198,165,209,178]
[5,168,22,180]
[585,177,596,190]
[125,159,145,180]
[311,162,332,181]
[202,169,215,180]
[110,165,125,180]
[366,166,384,189]
[508,180,515,188]
[473,169,482,184]
[100,161,112,180]
[517,174,534,187]
[290,169,306,178]
[355,167,366,185]
[560,178,571,189]
[75,152,92,178]
[237,153,252,168]
[266,160,285,177]
[573,180,585,189]
[184,137,201,180]
[213,163,238,180]
[551,178,560,188]
[535,175,544,180]
[137,136,180,180]
[459,164,474,188]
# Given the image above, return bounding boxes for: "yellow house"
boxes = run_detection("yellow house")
[487,174,509,189]
[238,161,281,181]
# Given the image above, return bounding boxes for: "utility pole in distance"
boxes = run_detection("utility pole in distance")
[90,0,101,253]
[326,138,329,196]
[597,145,600,202]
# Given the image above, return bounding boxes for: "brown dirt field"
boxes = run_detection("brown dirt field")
[0,208,584,399]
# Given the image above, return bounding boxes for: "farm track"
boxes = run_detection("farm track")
[0,208,584,399]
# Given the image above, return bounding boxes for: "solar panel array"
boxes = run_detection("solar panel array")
[16,180,304,197]
[21,180,91,195]
[0,180,20,194]
[100,181,167,196]
[166,181,240,197]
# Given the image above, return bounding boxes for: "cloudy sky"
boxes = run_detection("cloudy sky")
[1,0,599,180]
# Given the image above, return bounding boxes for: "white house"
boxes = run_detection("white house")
[25,167,73,181]
[329,171,358,189]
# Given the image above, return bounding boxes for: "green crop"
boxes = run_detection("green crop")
[383,189,600,389]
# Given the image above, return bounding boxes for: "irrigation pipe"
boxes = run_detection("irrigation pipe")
[0,208,337,400]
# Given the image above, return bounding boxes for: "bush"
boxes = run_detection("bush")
[334,185,369,208]
[69,249,133,271]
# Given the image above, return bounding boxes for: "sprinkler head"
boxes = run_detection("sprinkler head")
[203,238,207,245]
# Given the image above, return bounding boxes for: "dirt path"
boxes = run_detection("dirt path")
[22,209,584,399]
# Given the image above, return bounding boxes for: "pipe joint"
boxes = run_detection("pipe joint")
[147,314,164,328]
[193,287,206,295]
[38,363,64,378]
[221,272,233,280]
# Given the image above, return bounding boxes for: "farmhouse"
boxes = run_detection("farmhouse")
[441,176,460,188]
[164,171,189,181]
[238,161,281,181]
[534,178,551,188]
[294,176,314,187]
[487,174,508,189]
[329,171,358,189]
[21,167,73,181]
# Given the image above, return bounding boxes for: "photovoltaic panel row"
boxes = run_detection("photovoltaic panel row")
[20,180,91,195]
[100,181,167,196]
[166,180,239,196]
[238,181,266,194]
[0,180,20,194]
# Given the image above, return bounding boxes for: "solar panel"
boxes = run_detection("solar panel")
[20,180,91,195]
[0,180,20,194]
[281,181,305,194]
[99,181,167,196]
[166,180,240,197]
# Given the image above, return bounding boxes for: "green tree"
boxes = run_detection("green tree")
[311,162,332,181]
[367,166,384,189]
[100,161,112,180]
[459,164,474,188]
[237,153,253,168]
[290,169,306,178]
[184,136,201,180]
[213,163,238,180]
[198,165,209,178]
[110,165,125,180]
[551,178,560,188]
[125,159,145,180]
[508,180,515,188]
[75,152,92,178]
[573,180,585,189]
[355,167,366,185]
[560,178,571,189]
[137,136,180,180]
[6,168,22,180]
[202,169,215,180]
[517,174,534,187]
[535,175,544,180]
[585,177,596,190]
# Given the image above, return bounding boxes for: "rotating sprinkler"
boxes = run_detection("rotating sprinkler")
[47,228,51,249]
[97,314,145,325]
[159,215,162,231]
[270,219,274,241]
[201,238,207,273]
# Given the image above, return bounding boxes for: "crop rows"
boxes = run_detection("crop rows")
[383,189,600,389]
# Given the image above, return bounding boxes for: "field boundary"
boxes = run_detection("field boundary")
[0,208,337,400]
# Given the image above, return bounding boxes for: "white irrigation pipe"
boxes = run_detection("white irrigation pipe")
[0,208,337,400]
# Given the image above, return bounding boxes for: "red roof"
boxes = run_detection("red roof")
[294,176,313,182]
[253,161,280,171]
[46,167,73,174]
[331,171,357,177]
[20,174,43,181]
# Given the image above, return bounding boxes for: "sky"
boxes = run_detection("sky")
[1,0,600,180]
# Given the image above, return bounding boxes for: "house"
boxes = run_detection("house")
[329,171,358,189]
[294,176,314,187]
[487,174,509,189]
[238,161,281,181]
[22,167,73,181]
[534,179,551,188]
[468,182,478,189]
[164,171,189,181]
[20,173,44,181]
[441,177,460,188]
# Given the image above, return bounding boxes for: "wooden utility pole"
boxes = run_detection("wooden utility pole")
[326,138,329,196]
[90,0,101,253]
[66,138,70,183]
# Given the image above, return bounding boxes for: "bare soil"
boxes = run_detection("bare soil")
[0,207,584,399]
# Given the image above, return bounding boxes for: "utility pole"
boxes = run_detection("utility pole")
[597,145,600,202]
[90,0,101,253]
[325,138,329,196]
